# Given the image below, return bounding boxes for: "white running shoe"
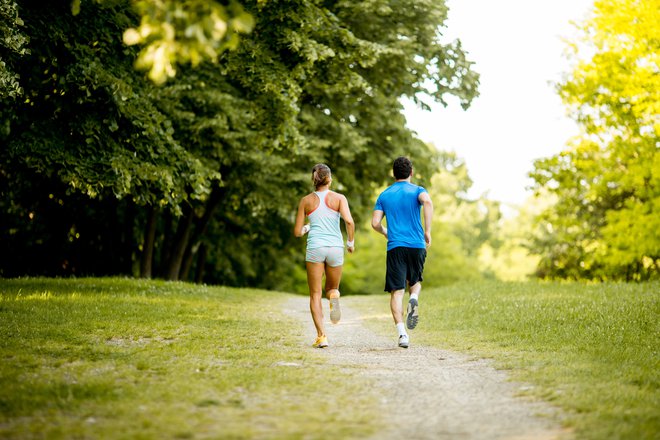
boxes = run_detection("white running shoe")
[329,296,341,324]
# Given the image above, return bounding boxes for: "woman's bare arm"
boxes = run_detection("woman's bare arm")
[339,195,355,251]
[293,197,308,237]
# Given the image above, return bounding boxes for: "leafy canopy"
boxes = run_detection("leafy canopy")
[0,0,480,284]
[530,0,659,280]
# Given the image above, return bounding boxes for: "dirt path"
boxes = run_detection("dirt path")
[285,296,570,440]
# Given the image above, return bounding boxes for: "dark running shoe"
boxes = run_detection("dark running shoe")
[406,298,419,330]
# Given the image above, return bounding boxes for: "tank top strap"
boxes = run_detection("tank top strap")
[314,190,329,211]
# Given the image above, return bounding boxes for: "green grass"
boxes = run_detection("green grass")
[353,280,659,440]
[0,278,381,439]
[3,278,658,440]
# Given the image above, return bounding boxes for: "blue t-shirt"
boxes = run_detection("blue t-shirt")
[374,181,427,251]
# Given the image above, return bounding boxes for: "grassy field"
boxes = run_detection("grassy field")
[352,280,659,440]
[0,278,381,439]
[1,278,658,439]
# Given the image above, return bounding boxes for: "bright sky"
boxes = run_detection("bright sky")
[403,0,594,208]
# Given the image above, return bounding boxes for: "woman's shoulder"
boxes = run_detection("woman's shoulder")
[301,192,319,203]
[301,192,320,212]
[326,191,347,211]
[328,190,348,202]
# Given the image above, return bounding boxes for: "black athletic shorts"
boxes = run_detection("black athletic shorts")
[384,247,427,292]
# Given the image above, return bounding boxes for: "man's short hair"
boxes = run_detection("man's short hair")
[393,156,412,180]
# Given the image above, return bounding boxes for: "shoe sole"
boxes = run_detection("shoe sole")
[329,297,341,324]
[406,299,418,330]
[398,340,409,349]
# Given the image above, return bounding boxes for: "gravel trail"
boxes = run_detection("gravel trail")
[285,296,570,440]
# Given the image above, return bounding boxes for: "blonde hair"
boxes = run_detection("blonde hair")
[312,164,332,189]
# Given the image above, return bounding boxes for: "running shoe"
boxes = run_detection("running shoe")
[329,296,341,324]
[313,335,328,348]
[398,334,409,348]
[406,298,419,330]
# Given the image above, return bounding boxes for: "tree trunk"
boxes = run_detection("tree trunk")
[180,240,199,282]
[140,205,158,279]
[180,186,225,280]
[158,210,173,278]
[123,201,136,275]
[195,243,207,284]
[165,204,194,281]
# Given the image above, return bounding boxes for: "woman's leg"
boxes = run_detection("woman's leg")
[325,264,343,323]
[306,262,326,337]
[324,264,343,293]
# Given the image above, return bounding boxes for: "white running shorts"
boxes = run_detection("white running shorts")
[305,246,344,267]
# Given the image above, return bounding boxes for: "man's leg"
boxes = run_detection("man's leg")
[390,289,409,348]
[409,281,421,297]
[407,282,421,329]
[406,248,426,330]
[390,289,405,324]
[386,248,409,347]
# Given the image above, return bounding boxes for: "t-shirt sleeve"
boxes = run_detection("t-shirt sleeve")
[417,186,427,203]
[374,195,383,211]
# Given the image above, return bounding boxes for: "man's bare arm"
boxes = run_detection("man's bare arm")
[371,210,388,238]
[419,192,433,247]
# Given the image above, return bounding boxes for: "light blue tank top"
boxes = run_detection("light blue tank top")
[307,190,344,249]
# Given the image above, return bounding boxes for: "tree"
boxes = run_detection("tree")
[0,0,28,101]
[1,2,224,276]
[423,151,497,284]
[1,0,480,285]
[156,0,480,284]
[477,195,545,282]
[529,0,659,280]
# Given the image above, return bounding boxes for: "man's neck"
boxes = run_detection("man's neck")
[395,177,411,183]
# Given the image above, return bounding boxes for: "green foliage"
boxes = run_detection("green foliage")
[0,0,479,285]
[529,0,659,280]
[2,3,218,208]
[71,0,255,85]
[0,0,29,101]
[0,278,382,438]
[120,0,254,84]
[477,197,544,281]
[341,215,388,294]
[423,151,491,284]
